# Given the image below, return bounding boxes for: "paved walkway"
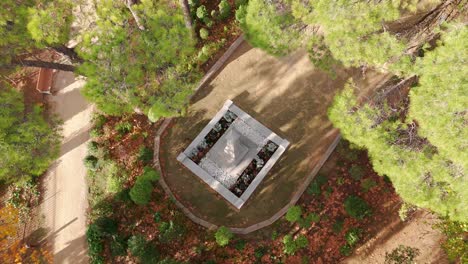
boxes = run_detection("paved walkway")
[40,71,92,263]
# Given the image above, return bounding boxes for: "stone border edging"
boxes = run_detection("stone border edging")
[154,116,341,234]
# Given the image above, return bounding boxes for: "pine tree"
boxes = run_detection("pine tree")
[328,26,467,221]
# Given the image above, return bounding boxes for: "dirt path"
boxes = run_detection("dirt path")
[344,211,448,263]
[40,71,92,263]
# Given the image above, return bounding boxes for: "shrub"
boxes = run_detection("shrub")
[196,40,225,64]
[283,234,308,255]
[254,246,267,258]
[360,178,377,192]
[138,146,153,164]
[307,174,328,195]
[129,167,158,205]
[129,179,153,205]
[153,212,162,223]
[235,0,248,7]
[218,0,231,20]
[199,28,209,40]
[115,121,132,135]
[84,155,99,171]
[349,165,365,180]
[107,173,124,193]
[435,219,468,262]
[110,236,127,257]
[92,113,107,130]
[196,5,208,19]
[299,213,320,228]
[128,234,147,257]
[332,218,344,234]
[398,202,416,221]
[88,141,99,155]
[159,221,185,243]
[86,223,104,262]
[215,226,233,246]
[235,4,247,26]
[285,205,302,223]
[94,217,118,236]
[340,244,352,256]
[344,195,372,219]
[385,245,421,264]
[345,228,361,246]
[235,239,246,251]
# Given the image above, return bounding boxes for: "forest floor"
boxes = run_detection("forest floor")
[40,71,92,264]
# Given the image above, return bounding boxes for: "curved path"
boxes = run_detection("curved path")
[157,40,391,233]
[40,71,91,263]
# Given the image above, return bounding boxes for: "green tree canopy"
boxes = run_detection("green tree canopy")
[0,84,60,184]
[328,25,467,222]
[77,0,200,116]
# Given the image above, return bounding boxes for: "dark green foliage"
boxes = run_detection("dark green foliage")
[153,212,162,223]
[94,217,118,236]
[158,221,185,243]
[115,121,132,135]
[235,0,249,7]
[110,236,127,257]
[0,85,60,184]
[299,213,320,228]
[339,244,352,256]
[88,141,99,155]
[332,218,344,234]
[282,234,308,255]
[92,114,107,131]
[115,188,131,203]
[435,219,467,262]
[235,4,247,25]
[349,165,364,180]
[235,240,246,251]
[129,167,159,205]
[385,245,421,264]
[86,223,104,263]
[254,246,267,258]
[344,195,372,219]
[345,228,361,246]
[285,205,302,223]
[360,178,377,192]
[84,155,99,171]
[307,174,327,195]
[215,226,233,246]
[128,234,147,257]
[218,0,231,20]
[199,28,209,40]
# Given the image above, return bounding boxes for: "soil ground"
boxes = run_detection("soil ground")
[40,71,92,264]
[160,41,391,227]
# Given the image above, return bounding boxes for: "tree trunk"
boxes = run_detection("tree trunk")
[15,60,76,72]
[125,0,145,31]
[179,0,196,40]
[51,45,83,63]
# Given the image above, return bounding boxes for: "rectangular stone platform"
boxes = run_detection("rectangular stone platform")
[177,100,289,209]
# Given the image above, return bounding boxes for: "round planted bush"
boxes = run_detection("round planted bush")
[129,179,153,205]
[285,205,302,223]
[215,226,233,246]
[344,195,372,219]
[199,28,209,40]
[84,155,99,171]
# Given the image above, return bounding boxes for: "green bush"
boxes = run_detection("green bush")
[345,228,361,246]
[115,121,132,135]
[128,234,147,257]
[282,234,308,255]
[215,226,233,246]
[86,223,104,262]
[344,195,372,219]
[299,213,320,228]
[110,236,127,257]
[107,173,124,193]
[129,167,159,205]
[385,245,421,264]
[235,239,246,251]
[235,0,248,7]
[84,155,99,171]
[218,0,231,20]
[307,174,328,195]
[159,221,185,243]
[340,244,352,256]
[94,217,118,236]
[332,218,344,234]
[361,178,377,192]
[196,5,208,19]
[254,246,267,258]
[285,205,302,223]
[153,211,162,223]
[88,141,99,155]
[199,28,209,40]
[235,4,247,26]
[138,146,153,164]
[92,113,107,130]
[349,165,365,180]
[435,219,467,262]
[196,40,226,64]
[129,178,153,205]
